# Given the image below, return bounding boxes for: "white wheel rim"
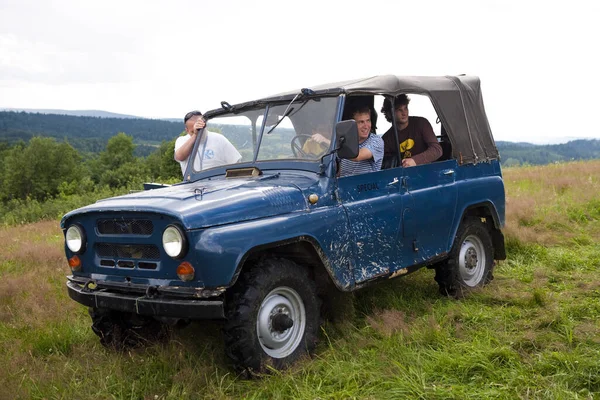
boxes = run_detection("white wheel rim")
[458,234,486,287]
[256,286,306,358]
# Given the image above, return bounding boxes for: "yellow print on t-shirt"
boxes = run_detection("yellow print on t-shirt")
[399,138,415,159]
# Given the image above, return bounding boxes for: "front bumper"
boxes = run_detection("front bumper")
[66,278,225,319]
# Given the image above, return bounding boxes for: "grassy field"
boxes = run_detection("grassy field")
[1,161,599,399]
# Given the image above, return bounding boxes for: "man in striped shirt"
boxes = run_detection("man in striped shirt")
[339,106,384,177]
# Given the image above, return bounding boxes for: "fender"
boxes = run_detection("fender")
[189,205,355,289]
[233,235,355,292]
[448,200,506,259]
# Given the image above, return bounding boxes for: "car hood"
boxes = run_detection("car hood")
[62,173,318,230]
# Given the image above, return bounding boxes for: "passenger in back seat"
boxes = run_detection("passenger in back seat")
[381,95,442,167]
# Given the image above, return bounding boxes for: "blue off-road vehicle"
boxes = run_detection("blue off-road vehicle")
[62,75,506,373]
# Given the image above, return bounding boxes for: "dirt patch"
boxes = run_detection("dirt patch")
[366,309,411,337]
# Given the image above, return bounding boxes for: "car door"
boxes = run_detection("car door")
[336,168,403,284]
[400,158,458,265]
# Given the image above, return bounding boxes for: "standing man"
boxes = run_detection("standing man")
[339,106,384,177]
[381,95,442,167]
[174,110,242,176]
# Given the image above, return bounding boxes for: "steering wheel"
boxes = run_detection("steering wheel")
[291,134,316,158]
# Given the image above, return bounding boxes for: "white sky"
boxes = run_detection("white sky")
[1,0,599,144]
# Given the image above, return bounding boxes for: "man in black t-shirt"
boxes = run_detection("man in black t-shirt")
[381,94,442,167]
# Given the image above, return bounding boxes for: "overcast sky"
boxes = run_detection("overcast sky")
[1,0,599,144]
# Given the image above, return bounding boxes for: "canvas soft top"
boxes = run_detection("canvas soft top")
[205,75,498,164]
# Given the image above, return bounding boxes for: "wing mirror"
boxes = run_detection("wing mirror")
[335,120,359,159]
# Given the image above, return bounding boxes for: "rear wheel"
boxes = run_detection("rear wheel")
[224,258,320,374]
[435,218,494,297]
[89,308,170,350]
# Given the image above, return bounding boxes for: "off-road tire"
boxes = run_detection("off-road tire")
[89,308,170,350]
[435,218,494,298]
[224,258,320,375]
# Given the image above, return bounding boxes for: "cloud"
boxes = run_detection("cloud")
[1,0,600,143]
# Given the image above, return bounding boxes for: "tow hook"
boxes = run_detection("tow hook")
[83,280,97,292]
[145,285,160,298]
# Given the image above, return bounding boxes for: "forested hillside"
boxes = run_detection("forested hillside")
[0,111,181,156]
[496,139,600,166]
[0,132,180,225]
[0,108,140,119]
[2,111,600,164]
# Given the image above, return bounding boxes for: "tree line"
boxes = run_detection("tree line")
[496,139,600,167]
[1,111,599,225]
[0,111,181,156]
[0,133,181,225]
[3,111,600,168]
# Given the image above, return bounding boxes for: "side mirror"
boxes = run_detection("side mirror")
[335,120,359,159]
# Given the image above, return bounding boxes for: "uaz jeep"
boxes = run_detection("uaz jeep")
[62,75,506,373]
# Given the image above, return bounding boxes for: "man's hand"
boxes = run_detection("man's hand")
[312,133,330,145]
[193,118,206,132]
[402,158,417,167]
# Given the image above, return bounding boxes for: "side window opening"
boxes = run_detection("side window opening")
[380,93,453,169]
[337,95,386,177]
[342,96,378,132]
[342,94,390,137]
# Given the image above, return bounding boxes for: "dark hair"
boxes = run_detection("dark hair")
[351,106,371,118]
[381,94,410,122]
[184,110,202,124]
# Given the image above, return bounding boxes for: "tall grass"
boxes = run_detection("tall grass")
[503,161,600,245]
[1,161,599,399]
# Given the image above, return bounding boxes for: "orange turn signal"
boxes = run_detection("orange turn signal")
[176,262,195,281]
[68,255,81,271]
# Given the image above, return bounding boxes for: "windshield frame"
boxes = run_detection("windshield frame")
[182,95,343,183]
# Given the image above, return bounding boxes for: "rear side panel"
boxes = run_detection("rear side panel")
[449,160,505,251]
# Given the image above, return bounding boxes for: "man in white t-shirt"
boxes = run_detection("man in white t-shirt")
[174,110,242,176]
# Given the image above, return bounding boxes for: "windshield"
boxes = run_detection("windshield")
[193,97,338,173]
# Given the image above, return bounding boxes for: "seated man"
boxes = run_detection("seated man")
[339,106,384,177]
[301,122,332,157]
[381,95,442,167]
[174,110,242,176]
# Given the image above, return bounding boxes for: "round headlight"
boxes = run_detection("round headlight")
[66,225,85,253]
[162,225,187,258]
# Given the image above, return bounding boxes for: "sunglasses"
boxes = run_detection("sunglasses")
[184,110,202,123]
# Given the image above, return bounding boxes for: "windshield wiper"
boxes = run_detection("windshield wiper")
[266,88,315,134]
[266,105,295,134]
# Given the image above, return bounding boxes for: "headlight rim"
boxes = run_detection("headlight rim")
[65,224,86,254]
[162,224,188,259]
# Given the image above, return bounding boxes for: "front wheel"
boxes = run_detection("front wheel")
[224,258,320,374]
[435,218,494,297]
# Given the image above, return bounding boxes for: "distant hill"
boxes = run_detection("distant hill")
[496,139,600,166]
[0,108,143,119]
[1,111,599,164]
[0,110,183,156]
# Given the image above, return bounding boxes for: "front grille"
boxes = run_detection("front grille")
[118,261,135,268]
[139,262,158,270]
[96,243,161,260]
[97,219,154,235]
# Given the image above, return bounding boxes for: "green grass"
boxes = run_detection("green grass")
[1,161,600,399]
[3,248,599,399]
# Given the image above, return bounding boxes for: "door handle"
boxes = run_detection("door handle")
[442,169,455,176]
[387,177,399,186]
